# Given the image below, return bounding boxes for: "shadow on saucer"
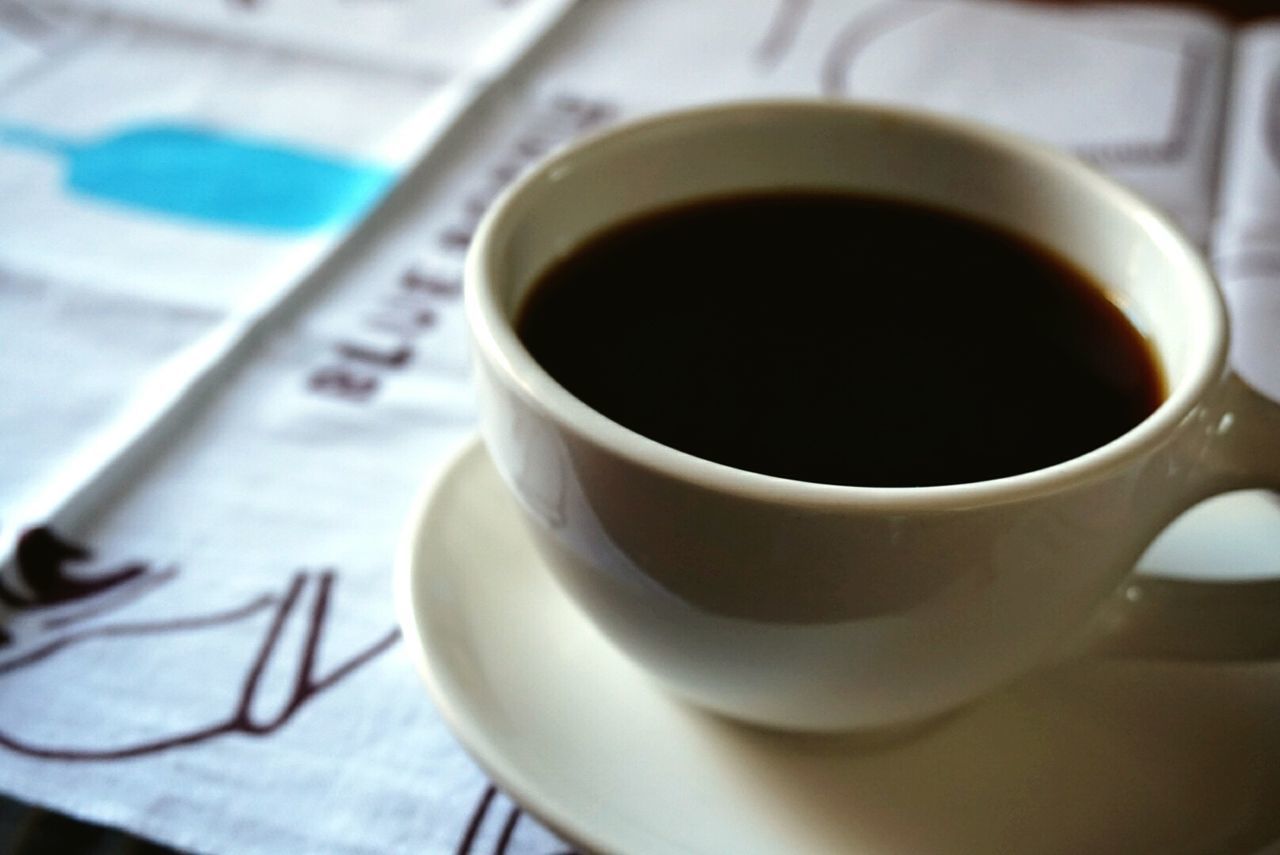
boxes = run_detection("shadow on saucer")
[690,661,1280,855]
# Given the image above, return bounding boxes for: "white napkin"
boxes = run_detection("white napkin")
[0,2,1274,853]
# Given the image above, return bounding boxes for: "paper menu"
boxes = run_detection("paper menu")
[38,0,536,78]
[1,1,1279,853]
[531,1,1231,240]
[1216,23,1280,398]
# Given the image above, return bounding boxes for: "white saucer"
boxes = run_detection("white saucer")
[397,438,1280,855]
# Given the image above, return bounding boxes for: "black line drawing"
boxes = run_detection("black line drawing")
[1,527,153,610]
[1265,62,1280,175]
[817,3,1209,168]
[1076,41,1208,167]
[754,0,813,69]
[0,594,276,676]
[0,531,400,761]
[819,1,935,96]
[494,804,523,854]
[456,785,498,855]
[456,783,577,855]
[1,527,177,644]
[40,567,178,632]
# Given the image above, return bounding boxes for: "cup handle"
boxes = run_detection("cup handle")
[1082,372,1280,661]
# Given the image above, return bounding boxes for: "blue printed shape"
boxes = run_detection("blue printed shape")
[0,121,395,233]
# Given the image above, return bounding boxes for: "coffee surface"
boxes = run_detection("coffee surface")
[516,191,1164,487]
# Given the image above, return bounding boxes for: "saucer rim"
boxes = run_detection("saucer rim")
[394,434,1280,855]
[393,435,609,855]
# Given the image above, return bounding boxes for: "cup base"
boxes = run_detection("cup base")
[686,693,966,745]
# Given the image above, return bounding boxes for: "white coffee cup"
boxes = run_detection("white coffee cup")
[465,101,1280,731]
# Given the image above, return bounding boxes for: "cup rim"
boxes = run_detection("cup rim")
[465,99,1227,511]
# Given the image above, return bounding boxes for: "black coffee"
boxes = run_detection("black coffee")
[515,191,1164,487]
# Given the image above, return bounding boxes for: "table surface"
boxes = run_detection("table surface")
[3,0,1276,853]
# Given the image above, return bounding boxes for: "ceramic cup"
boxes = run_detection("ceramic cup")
[464,101,1280,731]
